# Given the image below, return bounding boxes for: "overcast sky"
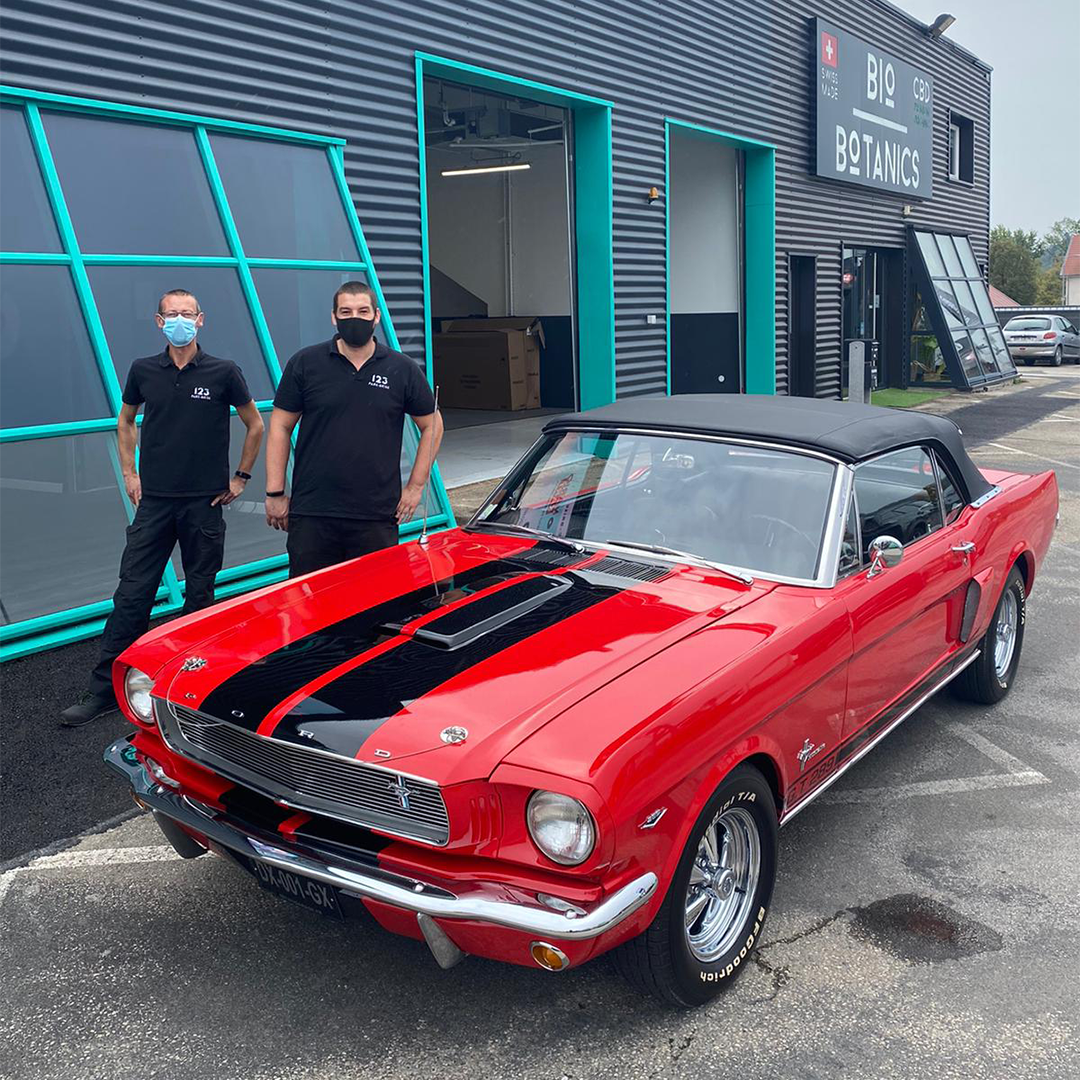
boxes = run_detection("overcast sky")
[901,0,1080,236]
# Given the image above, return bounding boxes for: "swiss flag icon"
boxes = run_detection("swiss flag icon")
[821,31,838,67]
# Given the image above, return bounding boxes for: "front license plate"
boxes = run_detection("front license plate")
[247,858,343,919]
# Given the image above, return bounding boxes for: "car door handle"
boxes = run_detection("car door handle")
[952,541,976,560]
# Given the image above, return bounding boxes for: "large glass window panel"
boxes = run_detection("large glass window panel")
[937,234,965,279]
[934,283,964,330]
[0,105,63,253]
[253,268,369,361]
[916,232,946,279]
[988,327,1016,375]
[88,264,274,399]
[0,264,111,428]
[952,332,980,378]
[170,413,286,580]
[956,235,981,279]
[0,432,130,622]
[950,279,981,327]
[972,279,997,325]
[969,328,996,376]
[43,112,229,256]
[210,134,361,261]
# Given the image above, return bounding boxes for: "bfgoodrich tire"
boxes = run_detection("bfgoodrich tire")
[951,566,1026,705]
[612,767,777,1007]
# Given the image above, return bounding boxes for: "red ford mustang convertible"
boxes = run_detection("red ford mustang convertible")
[106,395,1057,1006]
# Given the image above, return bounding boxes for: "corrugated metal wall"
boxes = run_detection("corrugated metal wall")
[0,0,990,399]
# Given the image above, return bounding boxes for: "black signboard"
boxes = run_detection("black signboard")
[814,18,934,199]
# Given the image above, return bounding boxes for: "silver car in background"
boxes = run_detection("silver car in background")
[1002,315,1080,366]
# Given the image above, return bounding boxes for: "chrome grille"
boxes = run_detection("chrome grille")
[156,702,450,845]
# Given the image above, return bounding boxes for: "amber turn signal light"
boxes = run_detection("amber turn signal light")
[530,941,570,971]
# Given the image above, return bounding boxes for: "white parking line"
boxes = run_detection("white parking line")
[984,443,1079,470]
[818,720,1050,805]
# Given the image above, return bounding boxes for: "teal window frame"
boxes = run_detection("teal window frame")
[664,119,776,395]
[415,54,616,410]
[0,85,454,660]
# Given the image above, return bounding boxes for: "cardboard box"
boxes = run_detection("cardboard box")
[435,317,545,410]
[433,332,531,410]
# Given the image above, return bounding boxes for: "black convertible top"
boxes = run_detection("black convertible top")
[544,394,992,501]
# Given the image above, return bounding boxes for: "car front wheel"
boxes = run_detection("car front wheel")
[951,566,1026,704]
[613,766,777,1007]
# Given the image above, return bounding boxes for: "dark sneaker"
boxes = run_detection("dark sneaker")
[60,692,119,727]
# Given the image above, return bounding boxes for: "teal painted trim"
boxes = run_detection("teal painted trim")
[574,105,616,409]
[246,258,368,271]
[212,554,288,585]
[0,619,111,660]
[397,513,450,537]
[327,140,456,528]
[1,85,345,146]
[416,55,615,411]
[25,104,125,414]
[664,118,776,396]
[0,586,170,643]
[0,251,70,264]
[665,119,776,152]
[414,53,613,109]
[0,416,116,441]
[664,122,671,396]
[415,57,435,385]
[194,125,283,385]
[743,149,776,394]
[81,254,239,267]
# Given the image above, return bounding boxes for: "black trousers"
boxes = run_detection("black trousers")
[286,515,398,578]
[89,495,225,698]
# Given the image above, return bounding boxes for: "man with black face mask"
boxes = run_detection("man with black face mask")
[265,281,442,577]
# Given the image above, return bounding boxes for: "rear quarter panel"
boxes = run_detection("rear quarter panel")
[965,469,1058,641]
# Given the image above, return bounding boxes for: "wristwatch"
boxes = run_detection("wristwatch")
[234,470,252,481]
[266,489,286,498]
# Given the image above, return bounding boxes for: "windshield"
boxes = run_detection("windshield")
[1005,318,1050,331]
[475,431,837,581]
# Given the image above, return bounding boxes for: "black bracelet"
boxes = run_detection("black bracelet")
[234,470,252,481]
[266,489,286,498]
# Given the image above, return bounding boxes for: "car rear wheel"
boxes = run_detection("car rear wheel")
[1052,347,1063,367]
[612,766,777,1007]
[951,566,1026,704]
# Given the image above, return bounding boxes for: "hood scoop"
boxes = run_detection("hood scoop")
[388,575,572,651]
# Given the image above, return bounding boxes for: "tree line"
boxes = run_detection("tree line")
[989,217,1079,306]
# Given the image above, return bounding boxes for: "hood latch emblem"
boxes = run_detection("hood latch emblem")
[440,726,468,745]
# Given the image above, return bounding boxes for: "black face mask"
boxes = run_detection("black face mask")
[336,316,376,348]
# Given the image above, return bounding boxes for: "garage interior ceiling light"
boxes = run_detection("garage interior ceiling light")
[440,162,532,177]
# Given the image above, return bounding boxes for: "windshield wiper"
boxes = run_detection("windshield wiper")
[603,539,754,585]
[466,520,585,553]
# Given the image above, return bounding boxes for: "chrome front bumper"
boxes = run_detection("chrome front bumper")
[104,738,657,941]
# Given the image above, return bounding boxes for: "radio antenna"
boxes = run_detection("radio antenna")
[418,385,439,547]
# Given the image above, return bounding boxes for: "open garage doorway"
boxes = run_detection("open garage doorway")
[416,55,614,497]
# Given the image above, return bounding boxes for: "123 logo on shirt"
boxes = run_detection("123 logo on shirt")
[191,386,211,400]
[369,374,390,390]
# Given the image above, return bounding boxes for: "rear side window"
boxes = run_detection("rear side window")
[854,446,944,558]
[935,452,965,524]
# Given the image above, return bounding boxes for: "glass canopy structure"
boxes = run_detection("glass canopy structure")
[908,228,1016,389]
[0,87,453,660]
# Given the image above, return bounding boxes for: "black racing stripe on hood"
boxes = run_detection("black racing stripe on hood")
[267,570,625,756]
[199,557,533,729]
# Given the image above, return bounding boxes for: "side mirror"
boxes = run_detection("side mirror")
[867,535,903,578]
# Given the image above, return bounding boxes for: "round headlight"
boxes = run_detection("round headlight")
[526,790,596,866]
[124,667,155,722]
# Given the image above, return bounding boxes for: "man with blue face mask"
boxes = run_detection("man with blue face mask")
[61,289,264,726]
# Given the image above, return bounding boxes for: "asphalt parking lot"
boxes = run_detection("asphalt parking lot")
[2,370,1078,1080]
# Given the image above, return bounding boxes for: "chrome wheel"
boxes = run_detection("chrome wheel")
[993,588,1019,679]
[684,806,760,962]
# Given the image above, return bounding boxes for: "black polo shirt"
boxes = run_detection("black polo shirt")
[273,337,436,521]
[122,347,252,497]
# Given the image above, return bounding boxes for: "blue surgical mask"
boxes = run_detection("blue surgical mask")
[162,315,198,347]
